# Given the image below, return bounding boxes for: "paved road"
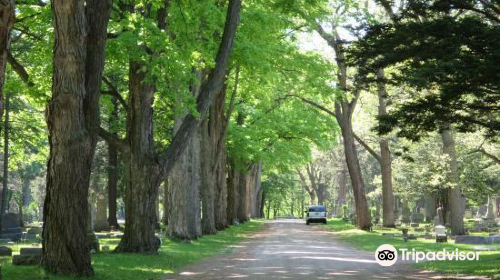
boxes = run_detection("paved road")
[166,219,485,280]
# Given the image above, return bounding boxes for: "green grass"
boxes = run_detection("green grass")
[321,219,500,278]
[1,219,264,280]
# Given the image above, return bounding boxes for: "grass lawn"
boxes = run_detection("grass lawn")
[321,219,500,278]
[0,219,264,280]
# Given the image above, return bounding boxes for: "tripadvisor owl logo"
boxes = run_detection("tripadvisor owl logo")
[375,244,398,266]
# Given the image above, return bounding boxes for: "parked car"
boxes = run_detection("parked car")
[305,205,327,225]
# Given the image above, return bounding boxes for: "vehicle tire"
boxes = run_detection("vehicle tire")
[323,219,327,224]
[306,220,310,225]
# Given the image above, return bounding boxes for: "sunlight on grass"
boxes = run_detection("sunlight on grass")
[0,219,264,280]
[322,218,500,277]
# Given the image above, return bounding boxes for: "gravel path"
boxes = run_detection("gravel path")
[166,219,487,280]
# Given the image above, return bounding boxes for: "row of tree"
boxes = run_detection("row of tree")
[0,0,340,277]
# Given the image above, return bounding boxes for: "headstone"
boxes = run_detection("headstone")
[410,223,419,228]
[436,207,444,226]
[12,254,41,266]
[0,247,12,256]
[407,234,417,240]
[484,196,496,220]
[435,225,447,242]
[20,248,43,255]
[381,233,394,237]
[410,213,424,223]
[87,233,100,253]
[26,227,42,235]
[455,235,487,245]
[0,213,23,241]
[12,247,42,266]
[464,210,473,219]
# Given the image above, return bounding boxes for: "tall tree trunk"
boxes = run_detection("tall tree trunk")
[338,116,372,229]
[214,142,228,229]
[251,162,263,218]
[316,25,372,230]
[107,98,120,229]
[440,127,465,235]
[237,169,249,223]
[168,130,202,240]
[168,68,203,240]
[317,183,326,206]
[0,0,14,132]
[0,92,9,223]
[317,24,371,229]
[200,112,217,235]
[161,180,169,226]
[22,179,30,207]
[226,160,239,225]
[115,61,161,252]
[337,168,347,216]
[42,0,111,275]
[377,69,395,227]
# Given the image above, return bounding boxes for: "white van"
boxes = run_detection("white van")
[305,205,327,225]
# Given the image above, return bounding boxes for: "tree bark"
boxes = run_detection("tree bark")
[168,127,202,240]
[237,168,249,223]
[42,0,111,275]
[440,127,465,235]
[107,98,120,229]
[377,69,395,227]
[336,168,347,216]
[115,61,161,252]
[226,160,239,225]
[168,67,204,240]
[22,179,30,207]
[214,140,228,229]
[0,0,14,130]
[0,92,9,224]
[161,180,169,226]
[251,162,263,218]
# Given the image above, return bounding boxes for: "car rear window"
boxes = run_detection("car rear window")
[308,206,326,212]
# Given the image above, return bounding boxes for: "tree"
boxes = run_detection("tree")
[0,0,14,231]
[99,0,242,251]
[42,0,111,275]
[0,0,14,121]
[349,0,500,139]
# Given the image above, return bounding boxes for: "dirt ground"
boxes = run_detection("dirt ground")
[166,219,487,280]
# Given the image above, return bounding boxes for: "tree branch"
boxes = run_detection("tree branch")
[286,94,336,116]
[353,133,382,163]
[98,127,129,153]
[156,0,242,180]
[212,66,239,173]
[7,51,34,87]
[102,76,128,109]
[479,148,500,164]
[285,93,381,162]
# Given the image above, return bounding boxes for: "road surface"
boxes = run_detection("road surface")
[166,219,485,280]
